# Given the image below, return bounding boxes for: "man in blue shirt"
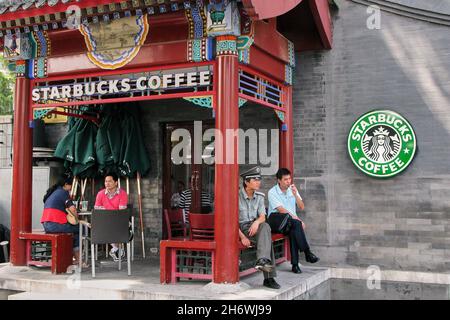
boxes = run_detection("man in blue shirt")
[268,168,319,274]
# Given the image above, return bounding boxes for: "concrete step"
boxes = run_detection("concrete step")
[8,291,84,300]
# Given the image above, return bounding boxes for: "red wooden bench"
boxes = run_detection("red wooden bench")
[160,234,290,284]
[160,239,216,284]
[19,232,73,274]
[238,233,290,277]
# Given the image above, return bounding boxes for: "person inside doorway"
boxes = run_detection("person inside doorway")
[40,176,81,265]
[171,181,185,209]
[238,166,281,290]
[178,176,213,223]
[94,173,128,262]
[268,168,319,274]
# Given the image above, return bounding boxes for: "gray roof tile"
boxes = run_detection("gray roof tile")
[0,1,74,15]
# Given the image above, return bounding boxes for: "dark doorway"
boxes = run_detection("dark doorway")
[162,121,215,238]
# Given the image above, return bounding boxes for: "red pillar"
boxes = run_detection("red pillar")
[213,36,240,284]
[10,77,33,266]
[279,86,294,173]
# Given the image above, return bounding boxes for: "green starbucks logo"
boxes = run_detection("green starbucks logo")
[348,110,416,178]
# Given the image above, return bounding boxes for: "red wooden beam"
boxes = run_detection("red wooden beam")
[242,0,303,20]
[309,0,333,49]
[41,60,213,82]
[48,110,100,124]
[247,45,287,83]
[48,11,188,57]
[252,20,290,65]
[238,93,285,112]
[47,40,189,77]
[32,90,215,109]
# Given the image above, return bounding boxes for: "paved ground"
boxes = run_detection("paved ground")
[0,259,330,300]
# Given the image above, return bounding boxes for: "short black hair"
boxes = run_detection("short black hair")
[106,172,119,182]
[276,168,291,180]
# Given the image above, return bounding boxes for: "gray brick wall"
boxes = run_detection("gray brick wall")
[294,0,450,272]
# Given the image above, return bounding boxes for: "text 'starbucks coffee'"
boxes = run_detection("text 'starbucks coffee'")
[348,110,417,178]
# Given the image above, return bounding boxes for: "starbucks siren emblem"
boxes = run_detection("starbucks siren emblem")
[363,126,400,163]
[348,110,416,178]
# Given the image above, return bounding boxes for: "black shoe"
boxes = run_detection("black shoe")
[263,278,281,289]
[305,251,319,263]
[292,264,302,274]
[255,258,274,273]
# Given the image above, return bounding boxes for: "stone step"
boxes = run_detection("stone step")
[8,291,84,300]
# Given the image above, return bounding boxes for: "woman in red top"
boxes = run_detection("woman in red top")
[41,176,80,265]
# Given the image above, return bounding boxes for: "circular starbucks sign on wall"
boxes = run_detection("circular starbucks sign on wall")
[348,110,416,178]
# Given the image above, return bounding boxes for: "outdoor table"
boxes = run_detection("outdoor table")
[78,211,92,270]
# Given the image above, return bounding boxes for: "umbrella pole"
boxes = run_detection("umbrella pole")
[71,177,79,209]
[71,176,79,198]
[137,172,146,259]
[79,178,84,201]
[74,177,80,199]
[70,177,76,197]
[80,178,87,202]
[91,178,95,205]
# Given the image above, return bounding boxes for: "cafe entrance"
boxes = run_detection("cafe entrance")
[162,121,215,236]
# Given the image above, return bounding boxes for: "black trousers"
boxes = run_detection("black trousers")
[288,219,310,265]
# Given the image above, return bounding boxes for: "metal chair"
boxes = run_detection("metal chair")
[90,209,131,277]
[0,241,9,262]
[164,208,187,240]
[188,213,214,241]
[101,206,135,261]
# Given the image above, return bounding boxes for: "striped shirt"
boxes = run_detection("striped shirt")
[178,189,212,222]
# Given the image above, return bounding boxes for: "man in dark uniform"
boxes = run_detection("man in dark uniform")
[239,166,281,289]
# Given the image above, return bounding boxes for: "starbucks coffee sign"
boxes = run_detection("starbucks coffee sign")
[31,70,211,102]
[348,110,416,178]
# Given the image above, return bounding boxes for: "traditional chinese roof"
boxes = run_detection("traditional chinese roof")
[0,1,102,16]
[0,0,305,26]
[0,0,193,33]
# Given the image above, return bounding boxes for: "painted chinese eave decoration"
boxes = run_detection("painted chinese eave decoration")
[79,14,149,70]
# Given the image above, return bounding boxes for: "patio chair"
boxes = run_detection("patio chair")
[101,205,135,261]
[90,209,131,277]
[188,213,214,240]
[185,213,214,271]
[164,208,187,240]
